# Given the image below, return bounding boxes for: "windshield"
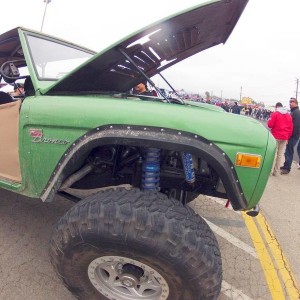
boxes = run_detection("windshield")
[26,34,94,80]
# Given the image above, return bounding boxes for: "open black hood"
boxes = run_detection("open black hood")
[43,0,248,95]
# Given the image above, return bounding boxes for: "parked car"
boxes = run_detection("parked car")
[0,0,275,299]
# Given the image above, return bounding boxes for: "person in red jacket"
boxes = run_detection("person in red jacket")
[268,102,293,176]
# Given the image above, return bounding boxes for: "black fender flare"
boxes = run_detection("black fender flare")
[40,124,248,210]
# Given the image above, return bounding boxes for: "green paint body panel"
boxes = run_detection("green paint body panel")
[12,95,274,207]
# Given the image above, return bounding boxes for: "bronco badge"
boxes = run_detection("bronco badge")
[29,128,70,145]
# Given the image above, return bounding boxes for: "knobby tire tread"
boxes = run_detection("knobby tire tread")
[49,188,222,300]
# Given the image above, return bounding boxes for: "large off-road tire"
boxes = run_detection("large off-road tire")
[49,188,222,300]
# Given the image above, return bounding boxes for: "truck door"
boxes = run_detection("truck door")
[0,100,22,182]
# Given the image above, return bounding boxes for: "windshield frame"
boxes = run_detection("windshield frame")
[25,32,95,81]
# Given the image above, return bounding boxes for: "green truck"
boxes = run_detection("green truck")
[0,0,275,299]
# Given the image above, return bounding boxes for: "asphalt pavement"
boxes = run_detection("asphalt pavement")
[259,160,300,287]
[0,161,299,299]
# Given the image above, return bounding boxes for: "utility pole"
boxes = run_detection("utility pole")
[240,86,242,102]
[41,0,52,32]
[296,78,299,100]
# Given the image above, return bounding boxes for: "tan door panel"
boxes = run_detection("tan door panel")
[0,100,22,182]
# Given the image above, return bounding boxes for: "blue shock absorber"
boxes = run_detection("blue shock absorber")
[182,152,195,183]
[142,148,160,190]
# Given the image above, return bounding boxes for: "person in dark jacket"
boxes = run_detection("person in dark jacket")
[280,98,300,174]
[267,102,293,175]
[231,102,240,114]
[297,139,300,169]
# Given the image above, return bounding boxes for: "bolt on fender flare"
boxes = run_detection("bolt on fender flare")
[40,124,247,210]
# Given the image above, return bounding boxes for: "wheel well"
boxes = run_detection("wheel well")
[41,125,247,210]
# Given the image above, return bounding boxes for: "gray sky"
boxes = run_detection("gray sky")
[2,0,300,106]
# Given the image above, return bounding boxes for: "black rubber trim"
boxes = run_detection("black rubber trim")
[41,124,248,210]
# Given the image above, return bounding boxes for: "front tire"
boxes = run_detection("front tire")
[50,188,222,300]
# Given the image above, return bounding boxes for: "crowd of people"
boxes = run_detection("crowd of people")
[251,107,272,120]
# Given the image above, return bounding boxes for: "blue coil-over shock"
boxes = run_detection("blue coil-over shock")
[181,152,195,183]
[142,148,160,190]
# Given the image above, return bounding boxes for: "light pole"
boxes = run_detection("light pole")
[240,86,242,102]
[41,0,52,32]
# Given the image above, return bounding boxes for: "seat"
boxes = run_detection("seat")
[0,91,14,105]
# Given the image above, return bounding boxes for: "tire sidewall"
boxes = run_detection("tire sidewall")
[60,236,196,300]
